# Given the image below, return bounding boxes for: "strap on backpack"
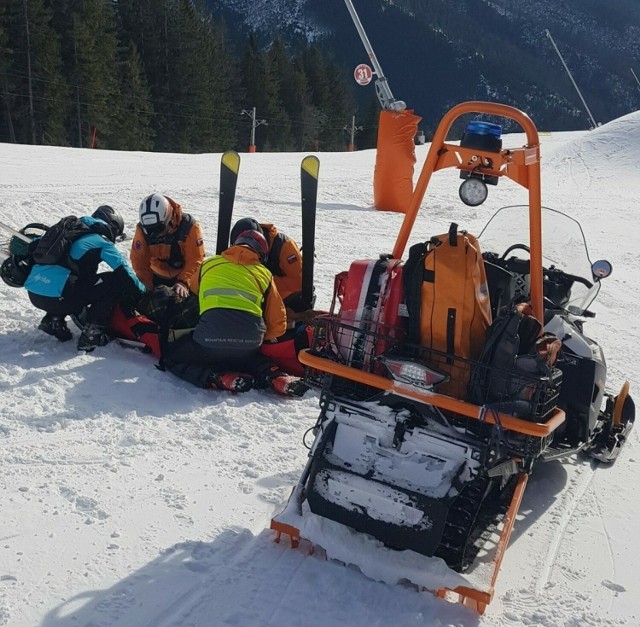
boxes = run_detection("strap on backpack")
[265,232,286,276]
[448,222,458,246]
[404,241,429,343]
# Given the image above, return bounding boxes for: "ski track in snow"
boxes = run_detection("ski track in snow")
[41,530,477,627]
[534,462,597,596]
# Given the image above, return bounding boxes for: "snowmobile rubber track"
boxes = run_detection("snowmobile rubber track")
[435,475,491,571]
[435,474,516,572]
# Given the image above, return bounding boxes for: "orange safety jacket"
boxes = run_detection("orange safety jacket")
[260,223,303,302]
[130,200,205,294]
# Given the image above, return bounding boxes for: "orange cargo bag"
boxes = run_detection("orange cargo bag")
[403,222,492,398]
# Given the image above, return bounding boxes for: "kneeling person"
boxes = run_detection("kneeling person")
[25,206,146,351]
[162,229,308,397]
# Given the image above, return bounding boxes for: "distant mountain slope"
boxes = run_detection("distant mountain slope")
[207,0,640,132]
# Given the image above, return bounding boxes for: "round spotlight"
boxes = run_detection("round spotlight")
[459,177,488,206]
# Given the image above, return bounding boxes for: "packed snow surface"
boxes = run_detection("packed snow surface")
[1,111,639,626]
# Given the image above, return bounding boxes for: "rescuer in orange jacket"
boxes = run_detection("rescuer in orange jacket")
[130,193,205,329]
[230,218,315,322]
[131,194,205,296]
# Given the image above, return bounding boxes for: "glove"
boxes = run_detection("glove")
[286,307,320,324]
[283,289,316,313]
[172,281,190,300]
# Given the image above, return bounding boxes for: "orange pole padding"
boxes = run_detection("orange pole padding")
[299,350,565,438]
[391,101,544,323]
[248,145,256,153]
[373,109,422,213]
[348,143,355,152]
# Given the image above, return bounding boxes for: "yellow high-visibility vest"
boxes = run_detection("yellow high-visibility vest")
[198,255,271,317]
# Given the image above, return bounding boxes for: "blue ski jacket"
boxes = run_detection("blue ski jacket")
[25,216,146,298]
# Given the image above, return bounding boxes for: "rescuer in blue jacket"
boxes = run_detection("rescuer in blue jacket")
[25,206,146,352]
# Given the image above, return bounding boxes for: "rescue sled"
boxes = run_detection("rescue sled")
[271,101,634,613]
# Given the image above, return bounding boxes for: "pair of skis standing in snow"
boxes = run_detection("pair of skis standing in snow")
[0,152,321,396]
[154,152,320,396]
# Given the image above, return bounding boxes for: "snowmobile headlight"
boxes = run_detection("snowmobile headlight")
[459,174,489,207]
[379,356,449,389]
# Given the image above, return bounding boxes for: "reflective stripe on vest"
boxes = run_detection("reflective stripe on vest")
[199,256,271,317]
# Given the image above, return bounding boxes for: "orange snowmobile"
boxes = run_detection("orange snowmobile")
[271,102,634,613]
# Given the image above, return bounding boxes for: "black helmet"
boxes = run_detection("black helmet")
[93,205,125,242]
[233,229,269,263]
[1,256,31,288]
[230,218,263,247]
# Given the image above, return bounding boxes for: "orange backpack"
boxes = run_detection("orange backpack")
[404,222,492,398]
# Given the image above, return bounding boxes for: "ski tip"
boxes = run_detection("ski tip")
[301,155,320,180]
[221,150,241,174]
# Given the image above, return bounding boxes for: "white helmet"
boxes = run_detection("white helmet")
[139,193,173,235]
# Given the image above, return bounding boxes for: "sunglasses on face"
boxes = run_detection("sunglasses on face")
[141,222,165,237]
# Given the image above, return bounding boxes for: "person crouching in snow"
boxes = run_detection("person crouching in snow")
[130,193,205,329]
[161,229,309,397]
[25,206,147,352]
[230,217,317,324]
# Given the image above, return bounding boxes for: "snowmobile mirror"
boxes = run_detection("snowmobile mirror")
[378,356,449,389]
[592,259,612,280]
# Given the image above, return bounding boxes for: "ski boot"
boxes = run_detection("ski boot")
[270,374,310,398]
[38,314,72,342]
[209,372,253,393]
[77,323,112,352]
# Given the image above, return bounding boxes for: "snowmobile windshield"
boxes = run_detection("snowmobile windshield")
[479,205,602,315]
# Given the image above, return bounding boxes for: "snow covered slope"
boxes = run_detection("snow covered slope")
[0,111,639,626]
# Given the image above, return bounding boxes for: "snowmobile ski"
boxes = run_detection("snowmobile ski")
[585,382,635,462]
[216,150,241,254]
[300,155,319,308]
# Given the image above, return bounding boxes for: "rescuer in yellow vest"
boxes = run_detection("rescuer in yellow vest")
[161,228,309,396]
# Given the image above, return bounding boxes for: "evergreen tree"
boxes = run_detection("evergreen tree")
[112,42,154,151]
[284,57,313,151]
[0,8,17,143]
[239,33,296,151]
[115,0,180,151]
[299,46,357,151]
[264,39,294,151]
[172,0,235,152]
[321,57,356,151]
[0,0,65,145]
[70,0,121,148]
[359,96,381,150]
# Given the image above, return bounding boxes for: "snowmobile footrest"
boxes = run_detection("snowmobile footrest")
[588,419,634,463]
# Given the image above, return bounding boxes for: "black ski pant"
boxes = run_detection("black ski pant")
[162,332,283,389]
[28,272,122,327]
